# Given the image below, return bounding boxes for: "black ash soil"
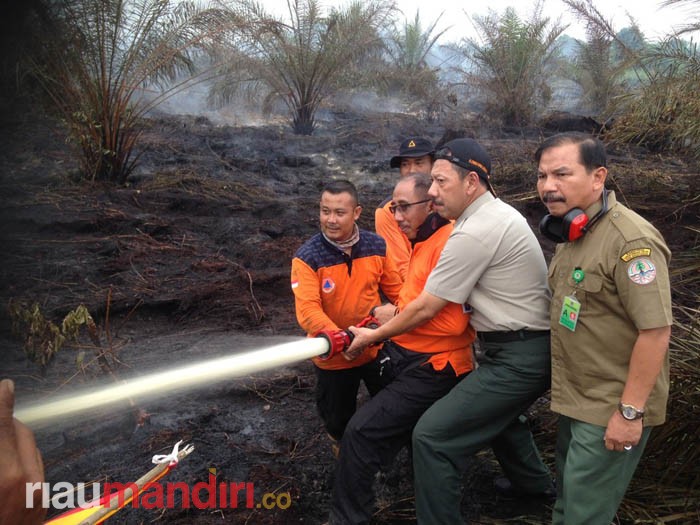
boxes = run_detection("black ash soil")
[1,109,697,524]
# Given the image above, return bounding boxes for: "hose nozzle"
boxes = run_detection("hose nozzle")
[314,313,381,360]
[315,329,353,360]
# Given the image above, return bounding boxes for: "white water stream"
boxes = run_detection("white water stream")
[16,337,328,428]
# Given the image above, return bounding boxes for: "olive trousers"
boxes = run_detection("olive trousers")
[552,415,652,525]
[412,334,553,524]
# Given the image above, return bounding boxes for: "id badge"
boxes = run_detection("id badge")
[559,295,581,331]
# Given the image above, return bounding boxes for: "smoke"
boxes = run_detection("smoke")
[139,79,419,128]
[139,80,274,127]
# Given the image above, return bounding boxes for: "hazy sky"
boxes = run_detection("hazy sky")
[392,0,698,42]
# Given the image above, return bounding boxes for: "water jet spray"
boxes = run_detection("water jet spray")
[15,326,361,429]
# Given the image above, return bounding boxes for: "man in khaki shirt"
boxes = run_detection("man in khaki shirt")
[348,138,555,524]
[536,132,672,525]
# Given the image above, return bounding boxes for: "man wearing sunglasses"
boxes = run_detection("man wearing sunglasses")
[346,138,554,523]
[329,173,475,524]
[375,137,435,281]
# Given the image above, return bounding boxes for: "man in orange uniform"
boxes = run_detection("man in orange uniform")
[291,180,403,455]
[375,137,434,280]
[329,173,475,524]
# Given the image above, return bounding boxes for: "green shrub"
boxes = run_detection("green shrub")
[452,3,566,127]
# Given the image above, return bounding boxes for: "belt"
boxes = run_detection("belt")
[477,329,550,343]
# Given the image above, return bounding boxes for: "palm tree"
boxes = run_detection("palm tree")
[385,10,446,72]
[211,0,395,135]
[454,2,566,127]
[28,0,222,183]
[564,0,700,157]
[572,23,625,115]
[382,10,450,120]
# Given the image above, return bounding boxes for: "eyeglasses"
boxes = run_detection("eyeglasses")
[389,199,431,215]
[433,147,489,177]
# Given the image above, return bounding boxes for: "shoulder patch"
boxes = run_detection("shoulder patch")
[621,248,651,262]
[627,258,656,285]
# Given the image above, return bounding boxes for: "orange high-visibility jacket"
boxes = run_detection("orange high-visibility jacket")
[375,198,411,281]
[393,216,475,375]
[291,230,402,370]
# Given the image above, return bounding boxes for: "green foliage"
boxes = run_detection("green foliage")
[564,0,700,158]
[26,0,220,183]
[210,0,395,135]
[453,2,566,127]
[380,10,450,121]
[610,42,700,157]
[571,24,626,115]
[384,10,446,71]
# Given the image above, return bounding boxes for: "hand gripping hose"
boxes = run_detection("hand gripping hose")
[314,314,381,360]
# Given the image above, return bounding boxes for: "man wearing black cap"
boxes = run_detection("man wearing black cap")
[375,137,434,280]
[347,138,554,523]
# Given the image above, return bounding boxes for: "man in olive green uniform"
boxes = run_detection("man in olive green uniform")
[536,132,672,525]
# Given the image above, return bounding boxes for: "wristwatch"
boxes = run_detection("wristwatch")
[618,402,645,421]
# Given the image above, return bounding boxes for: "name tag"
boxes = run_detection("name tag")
[559,295,581,331]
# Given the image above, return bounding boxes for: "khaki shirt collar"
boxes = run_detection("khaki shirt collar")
[583,190,617,232]
[455,191,495,227]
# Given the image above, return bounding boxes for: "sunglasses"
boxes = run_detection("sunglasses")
[389,199,432,215]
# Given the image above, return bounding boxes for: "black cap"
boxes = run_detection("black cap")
[434,138,495,196]
[389,137,434,169]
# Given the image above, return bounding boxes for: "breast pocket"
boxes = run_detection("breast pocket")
[572,272,604,312]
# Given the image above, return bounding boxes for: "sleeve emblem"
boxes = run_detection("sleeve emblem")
[621,248,651,262]
[627,258,656,285]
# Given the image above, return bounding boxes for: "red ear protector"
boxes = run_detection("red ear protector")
[539,190,609,243]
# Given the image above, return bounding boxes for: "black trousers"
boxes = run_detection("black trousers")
[329,342,465,524]
[315,358,386,441]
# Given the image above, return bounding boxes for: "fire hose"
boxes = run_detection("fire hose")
[19,316,380,523]
[315,314,380,361]
[15,314,380,428]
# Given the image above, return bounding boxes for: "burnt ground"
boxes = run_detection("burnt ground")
[0,108,698,525]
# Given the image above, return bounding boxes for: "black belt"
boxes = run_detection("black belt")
[477,329,550,343]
